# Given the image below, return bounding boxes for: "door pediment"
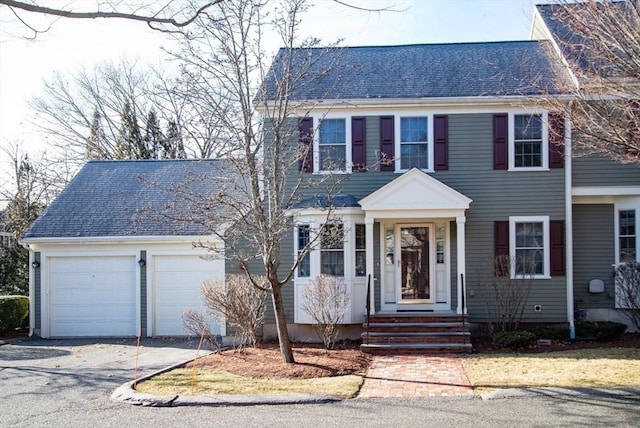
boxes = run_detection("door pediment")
[359,168,472,215]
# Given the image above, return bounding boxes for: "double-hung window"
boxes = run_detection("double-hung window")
[619,209,637,263]
[320,223,344,276]
[297,224,311,278]
[318,118,346,172]
[512,114,546,169]
[510,216,549,278]
[399,116,429,170]
[355,224,366,277]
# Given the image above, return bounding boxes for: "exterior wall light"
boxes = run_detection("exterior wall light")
[138,258,146,267]
[31,260,40,269]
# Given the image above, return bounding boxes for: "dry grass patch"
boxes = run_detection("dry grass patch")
[462,347,640,393]
[135,369,363,398]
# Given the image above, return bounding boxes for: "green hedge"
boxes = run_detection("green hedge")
[575,321,627,342]
[0,295,29,333]
[493,331,537,349]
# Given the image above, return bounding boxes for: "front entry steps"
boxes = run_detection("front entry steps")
[360,313,472,354]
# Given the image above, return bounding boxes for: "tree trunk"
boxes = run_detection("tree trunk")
[271,285,295,363]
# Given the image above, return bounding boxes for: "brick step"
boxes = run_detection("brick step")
[361,331,471,344]
[360,342,473,355]
[367,315,468,324]
[364,322,467,332]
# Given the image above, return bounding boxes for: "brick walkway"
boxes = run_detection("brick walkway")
[358,354,475,398]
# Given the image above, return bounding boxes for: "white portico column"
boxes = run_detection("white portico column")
[456,215,467,315]
[365,216,375,315]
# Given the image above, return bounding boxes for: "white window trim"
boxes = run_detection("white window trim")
[509,215,550,279]
[293,212,364,280]
[313,115,352,174]
[614,198,640,265]
[508,111,549,171]
[394,113,434,173]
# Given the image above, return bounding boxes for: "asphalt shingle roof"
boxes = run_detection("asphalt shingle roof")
[264,41,572,101]
[23,159,237,239]
[290,194,360,209]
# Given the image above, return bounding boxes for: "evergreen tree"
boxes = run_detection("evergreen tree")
[0,156,46,295]
[144,109,163,159]
[162,120,186,159]
[116,101,146,159]
[86,109,108,159]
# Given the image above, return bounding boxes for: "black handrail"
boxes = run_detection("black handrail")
[461,273,467,346]
[365,274,371,345]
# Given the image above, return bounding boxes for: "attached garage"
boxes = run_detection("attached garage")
[48,256,137,337]
[151,254,225,336]
[21,160,234,339]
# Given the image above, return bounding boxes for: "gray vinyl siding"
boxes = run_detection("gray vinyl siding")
[573,156,639,188]
[573,204,616,310]
[444,114,567,323]
[278,113,567,322]
[225,224,296,325]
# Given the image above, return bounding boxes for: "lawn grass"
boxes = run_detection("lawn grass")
[461,347,640,393]
[137,347,640,398]
[135,369,364,399]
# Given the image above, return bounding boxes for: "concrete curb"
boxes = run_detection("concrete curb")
[110,355,342,407]
[481,387,640,400]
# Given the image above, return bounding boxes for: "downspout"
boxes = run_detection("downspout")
[564,104,576,340]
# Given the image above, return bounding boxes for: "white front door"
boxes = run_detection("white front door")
[396,224,435,304]
[380,221,451,312]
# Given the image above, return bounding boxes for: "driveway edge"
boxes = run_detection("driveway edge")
[110,356,342,407]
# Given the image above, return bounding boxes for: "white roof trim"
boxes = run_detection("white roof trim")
[359,168,472,217]
[20,234,219,246]
[572,186,640,197]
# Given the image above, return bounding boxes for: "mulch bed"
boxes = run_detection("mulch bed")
[471,332,640,354]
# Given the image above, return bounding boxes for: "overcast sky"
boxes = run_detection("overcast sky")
[0,0,540,166]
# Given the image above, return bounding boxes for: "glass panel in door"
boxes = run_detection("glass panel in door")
[399,226,431,301]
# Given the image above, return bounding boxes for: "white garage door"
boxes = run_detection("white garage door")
[49,256,137,337]
[152,255,224,336]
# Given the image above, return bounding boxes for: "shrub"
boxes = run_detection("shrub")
[301,275,350,350]
[493,331,537,349]
[532,325,570,341]
[614,262,640,331]
[477,255,535,333]
[181,309,220,350]
[575,321,627,342]
[200,274,267,349]
[0,295,29,333]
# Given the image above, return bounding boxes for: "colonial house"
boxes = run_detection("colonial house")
[23,2,638,348]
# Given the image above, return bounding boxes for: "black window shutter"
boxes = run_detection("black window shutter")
[493,114,508,170]
[434,115,448,171]
[352,117,366,172]
[548,113,565,169]
[550,220,565,276]
[298,117,313,172]
[380,116,394,171]
[494,221,510,276]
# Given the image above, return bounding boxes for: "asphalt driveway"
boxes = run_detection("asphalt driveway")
[0,337,206,426]
[2,337,639,428]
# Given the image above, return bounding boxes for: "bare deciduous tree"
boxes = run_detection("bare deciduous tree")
[159,0,347,363]
[0,1,222,36]
[0,142,68,295]
[545,0,640,164]
[29,59,213,163]
[301,274,350,350]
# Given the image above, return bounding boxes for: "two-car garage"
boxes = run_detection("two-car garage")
[38,248,224,339]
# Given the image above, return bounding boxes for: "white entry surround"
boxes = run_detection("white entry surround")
[359,168,472,315]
